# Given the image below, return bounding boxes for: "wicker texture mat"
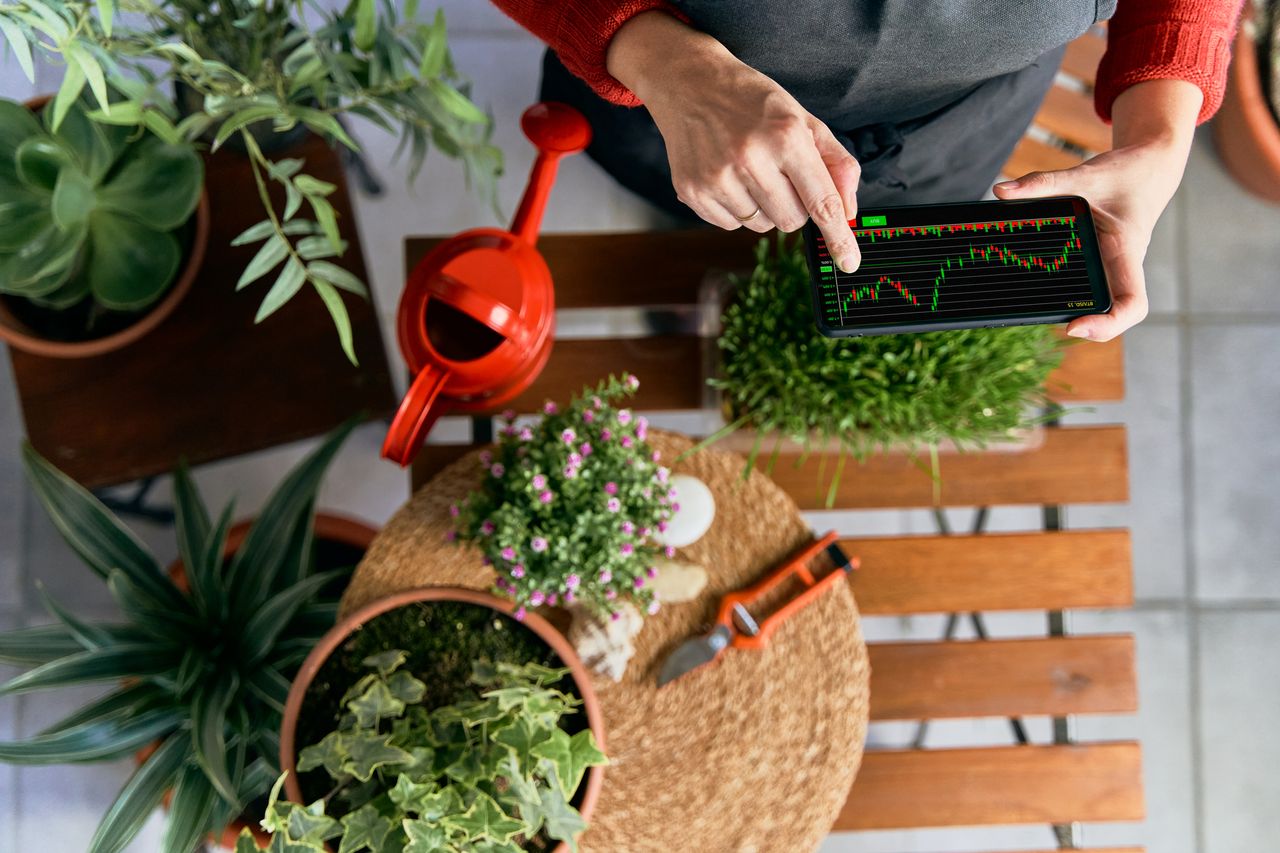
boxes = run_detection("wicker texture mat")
[342,431,869,852]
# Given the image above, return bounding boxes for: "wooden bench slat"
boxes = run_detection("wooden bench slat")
[760,425,1128,509]
[1060,32,1107,85]
[836,743,1144,829]
[1003,136,1085,179]
[869,635,1137,720]
[850,530,1133,614]
[1051,335,1124,401]
[1034,86,1113,153]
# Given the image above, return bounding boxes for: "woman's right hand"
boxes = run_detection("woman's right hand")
[606,11,863,272]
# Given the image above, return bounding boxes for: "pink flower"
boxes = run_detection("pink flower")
[582,410,595,424]
[565,590,576,603]
[514,607,527,621]
[620,542,634,556]
[543,401,558,415]
[511,564,526,579]
[606,589,617,600]
[601,429,613,441]
[548,593,559,606]
[519,427,534,441]
[667,488,678,500]
[481,557,492,566]
[598,570,612,584]
[561,428,576,445]
[610,610,621,620]
[604,482,618,495]
[501,547,516,562]
[621,520,635,534]
[624,374,640,390]
[562,465,577,479]
[479,450,492,465]
[646,565,658,578]
[565,574,580,590]
[490,463,505,477]
[580,442,593,456]
[657,467,670,484]
[449,504,460,518]
[530,590,546,606]
[617,409,632,425]
[633,576,645,589]
[658,521,669,533]
[531,536,548,553]
[540,489,555,502]
[532,474,547,489]
[606,498,621,513]
[664,545,676,558]
[647,600,661,615]
[501,408,517,421]
[621,436,633,449]
[592,396,603,409]
[672,502,681,513]
[480,520,495,536]
[651,451,661,462]
[444,530,457,542]
[642,488,653,499]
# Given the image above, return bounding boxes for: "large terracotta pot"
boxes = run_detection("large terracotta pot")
[279,586,607,853]
[0,96,211,359]
[142,512,379,850]
[1213,19,1280,202]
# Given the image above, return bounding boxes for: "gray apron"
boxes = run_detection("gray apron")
[539,0,1117,217]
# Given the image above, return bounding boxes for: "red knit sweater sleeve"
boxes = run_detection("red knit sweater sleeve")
[1095,0,1246,125]
[488,0,686,107]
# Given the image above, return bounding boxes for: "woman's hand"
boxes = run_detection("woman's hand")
[994,79,1203,341]
[607,12,863,272]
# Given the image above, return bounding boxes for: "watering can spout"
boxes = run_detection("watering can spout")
[511,102,592,244]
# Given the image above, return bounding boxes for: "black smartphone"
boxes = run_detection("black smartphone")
[803,196,1111,337]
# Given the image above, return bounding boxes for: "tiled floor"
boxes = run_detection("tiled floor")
[3,5,1280,850]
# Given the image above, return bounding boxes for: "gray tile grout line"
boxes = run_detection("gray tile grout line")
[1174,178,1208,853]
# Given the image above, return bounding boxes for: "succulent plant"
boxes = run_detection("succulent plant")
[0,422,356,853]
[0,95,203,316]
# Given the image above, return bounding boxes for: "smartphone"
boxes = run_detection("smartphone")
[803,196,1111,337]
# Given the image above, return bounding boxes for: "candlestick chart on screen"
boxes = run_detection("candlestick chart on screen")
[813,216,1098,328]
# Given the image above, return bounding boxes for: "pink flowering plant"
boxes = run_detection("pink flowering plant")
[451,375,675,618]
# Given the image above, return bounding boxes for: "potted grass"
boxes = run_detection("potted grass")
[0,94,208,358]
[1214,0,1280,201]
[703,236,1062,504]
[0,0,503,363]
[268,586,608,853]
[0,422,376,852]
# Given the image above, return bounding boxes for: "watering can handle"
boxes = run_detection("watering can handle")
[382,366,449,466]
[427,273,521,340]
[511,102,592,244]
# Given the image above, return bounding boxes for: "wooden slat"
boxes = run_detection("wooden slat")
[1034,86,1113,153]
[869,635,1137,720]
[835,743,1144,829]
[1052,334,1124,401]
[415,425,1128,506]
[760,425,1127,509]
[850,529,1133,614]
[1002,136,1084,179]
[1061,31,1107,85]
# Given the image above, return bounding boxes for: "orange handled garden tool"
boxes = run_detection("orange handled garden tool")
[656,531,857,686]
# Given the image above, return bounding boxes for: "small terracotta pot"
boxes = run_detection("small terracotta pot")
[142,512,379,849]
[1213,20,1280,202]
[279,586,607,853]
[0,96,211,359]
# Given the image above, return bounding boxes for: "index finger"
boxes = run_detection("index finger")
[782,146,860,272]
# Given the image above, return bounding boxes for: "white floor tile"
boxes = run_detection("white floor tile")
[1144,187,1181,315]
[1198,610,1280,852]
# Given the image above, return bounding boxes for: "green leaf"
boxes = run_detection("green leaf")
[338,804,393,853]
[237,232,288,291]
[141,110,183,146]
[427,79,487,125]
[172,463,212,610]
[86,102,142,127]
[347,679,406,728]
[245,665,292,714]
[51,164,95,229]
[307,260,367,297]
[291,107,359,151]
[38,681,165,735]
[418,10,447,78]
[354,0,376,51]
[21,442,182,610]
[97,0,115,36]
[66,44,110,116]
[296,235,342,261]
[313,278,357,365]
[56,103,130,183]
[448,792,525,844]
[0,705,179,764]
[97,134,203,230]
[492,715,551,772]
[538,781,588,851]
[50,58,86,132]
[255,257,307,322]
[35,582,114,649]
[213,106,281,151]
[87,730,190,853]
[386,670,427,705]
[402,818,449,853]
[106,569,196,641]
[0,623,83,665]
[342,732,412,781]
[192,672,242,808]
[233,219,314,247]
[530,729,608,800]
[162,762,219,853]
[86,212,180,311]
[240,570,346,666]
[0,17,35,82]
[362,649,406,676]
[297,731,348,777]
[0,642,174,696]
[293,174,336,197]
[16,137,72,191]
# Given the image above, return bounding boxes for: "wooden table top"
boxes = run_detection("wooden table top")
[8,136,396,488]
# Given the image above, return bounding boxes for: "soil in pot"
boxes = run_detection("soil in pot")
[293,600,589,851]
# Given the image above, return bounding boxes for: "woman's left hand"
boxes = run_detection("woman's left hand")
[992,79,1203,342]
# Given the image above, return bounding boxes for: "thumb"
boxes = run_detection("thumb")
[993,169,1063,199]
[812,123,860,217]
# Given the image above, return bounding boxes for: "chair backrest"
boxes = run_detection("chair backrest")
[404,229,1143,852]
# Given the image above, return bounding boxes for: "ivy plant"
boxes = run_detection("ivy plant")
[245,653,606,852]
[0,0,502,362]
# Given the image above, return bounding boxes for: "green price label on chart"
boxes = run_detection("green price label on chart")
[861,215,888,227]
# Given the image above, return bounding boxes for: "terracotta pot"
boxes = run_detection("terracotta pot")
[0,96,211,359]
[143,512,379,850]
[1213,18,1280,202]
[279,586,607,853]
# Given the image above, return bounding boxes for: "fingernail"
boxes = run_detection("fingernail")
[995,180,1020,190]
[839,253,859,273]
[1066,327,1091,339]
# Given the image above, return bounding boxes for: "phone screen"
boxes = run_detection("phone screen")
[805,196,1110,336]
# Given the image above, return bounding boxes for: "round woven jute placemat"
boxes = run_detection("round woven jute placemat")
[342,431,870,852]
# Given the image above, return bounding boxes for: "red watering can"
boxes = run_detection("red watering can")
[382,102,591,466]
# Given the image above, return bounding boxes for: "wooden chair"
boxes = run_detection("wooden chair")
[403,229,1142,852]
[1003,24,1113,179]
